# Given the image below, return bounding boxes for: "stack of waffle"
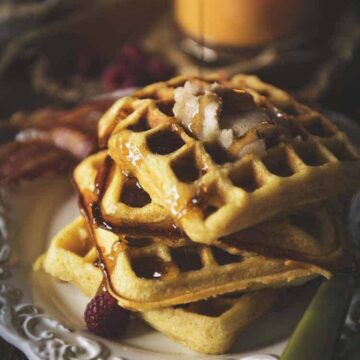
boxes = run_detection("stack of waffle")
[38,74,360,354]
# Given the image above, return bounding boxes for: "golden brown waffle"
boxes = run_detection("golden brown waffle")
[90,224,325,311]
[35,216,102,298]
[74,152,329,311]
[36,216,279,354]
[217,197,352,269]
[75,151,351,270]
[101,75,360,244]
[73,150,176,235]
[140,290,279,354]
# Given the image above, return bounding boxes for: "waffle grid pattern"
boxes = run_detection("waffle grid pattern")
[73,153,329,311]
[76,152,350,269]
[38,216,280,354]
[38,216,102,298]
[73,151,177,234]
[104,75,360,243]
[97,225,326,310]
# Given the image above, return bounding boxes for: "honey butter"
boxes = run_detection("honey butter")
[173,80,272,158]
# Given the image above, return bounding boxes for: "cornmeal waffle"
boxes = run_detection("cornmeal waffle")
[102,75,360,243]
[36,216,101,297]
[91,224,325,311]
[73,150,178,235]
[75,151,351,270]
[217,197,352,269]
[138,290,279,354]
[37,216,279,354]
[74,152,329,311]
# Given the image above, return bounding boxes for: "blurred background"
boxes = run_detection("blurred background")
[0,0,359,120]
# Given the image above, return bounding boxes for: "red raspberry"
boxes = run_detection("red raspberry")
[102,64,138,90]
[84,291,131,337]
[116,44,146,72]
[103,43,175,88]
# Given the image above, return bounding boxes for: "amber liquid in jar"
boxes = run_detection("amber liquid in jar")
[174,0,320,61]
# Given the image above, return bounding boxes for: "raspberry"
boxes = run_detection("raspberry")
[102,44,175,89]
[84,291,131,337]
[116,44,146,72]
[102,64,138,90]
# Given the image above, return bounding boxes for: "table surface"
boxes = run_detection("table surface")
[0,338,27,360]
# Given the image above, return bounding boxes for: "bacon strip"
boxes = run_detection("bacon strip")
[0,100,113,185]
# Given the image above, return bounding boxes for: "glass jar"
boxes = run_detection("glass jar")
[174,0,323,62]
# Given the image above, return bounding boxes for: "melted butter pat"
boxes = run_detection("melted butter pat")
[172,80,271,154]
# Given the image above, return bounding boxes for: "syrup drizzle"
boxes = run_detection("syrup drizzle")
[131,256,177,280]
[94,155,113,198]
[198,0,205,75]
[75,153,187,291]
[74,179,116,295]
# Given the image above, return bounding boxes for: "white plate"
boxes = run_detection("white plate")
[0,112,360,360]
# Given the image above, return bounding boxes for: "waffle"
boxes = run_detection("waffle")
[75,151,351,269]
[217,197,352,269]
[36,216,279,354]
[74,152,329,311]
[139,290,279,354]
[36,216,102,298]
[73,150,178,235]
[90,225,326,311]
[101,74,360,244]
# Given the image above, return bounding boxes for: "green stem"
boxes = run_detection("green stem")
[280,273,354,360]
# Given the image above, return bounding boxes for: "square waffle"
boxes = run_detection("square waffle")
[75,151,351,270]
[35,216,102,298]
[141,290,279,354]
[216,196,353,270]
[73,152,329,311]
[89,224,324,311]
[36,216,280,354]
[102,74,360,244]
[73,150,175,234]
